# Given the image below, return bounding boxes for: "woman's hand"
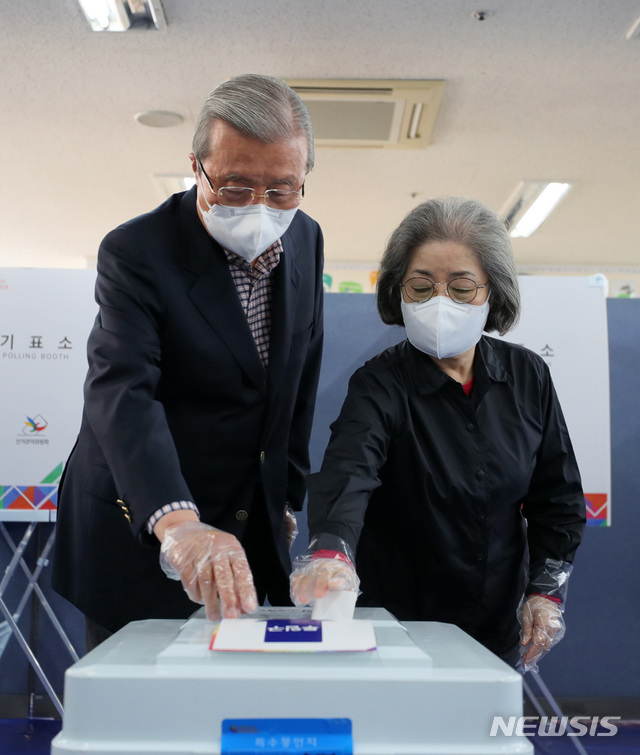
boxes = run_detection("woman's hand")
[517,595,566,673]
[290,557,359,606]
[284,505,299,550]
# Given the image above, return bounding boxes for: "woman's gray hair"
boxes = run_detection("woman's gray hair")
[192,74,314,173]
[377,196,520,334]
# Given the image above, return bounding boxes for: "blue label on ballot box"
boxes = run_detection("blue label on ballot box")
[264,619,322,643]
[221,718,352,754]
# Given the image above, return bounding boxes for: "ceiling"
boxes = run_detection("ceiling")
[1,0,639,279]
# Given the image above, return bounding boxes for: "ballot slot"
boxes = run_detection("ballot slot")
[157,606,430,666]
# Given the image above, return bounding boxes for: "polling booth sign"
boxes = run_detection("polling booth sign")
[0,269,96,520]
[0,268,96,714]
[497,275,611,526]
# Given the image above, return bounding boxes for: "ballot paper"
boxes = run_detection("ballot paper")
[311,590,358,621]
[210,618,376,652]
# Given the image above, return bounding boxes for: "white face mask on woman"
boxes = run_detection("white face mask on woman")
[400,294,490,359]
[198,175,298,263]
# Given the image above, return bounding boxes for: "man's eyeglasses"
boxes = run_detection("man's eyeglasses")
[401,277,488,305]
[198,163,304,210]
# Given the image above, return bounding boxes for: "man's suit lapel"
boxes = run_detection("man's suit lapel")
[178,189,267,395]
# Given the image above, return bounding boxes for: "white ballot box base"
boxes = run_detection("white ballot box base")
[52,607,532,755]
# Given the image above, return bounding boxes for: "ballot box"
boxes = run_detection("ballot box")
[51,608,532,755]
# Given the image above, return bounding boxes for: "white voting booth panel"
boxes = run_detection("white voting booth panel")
[52,608,532,755]
[0,269,95,714]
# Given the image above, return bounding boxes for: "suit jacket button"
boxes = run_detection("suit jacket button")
[259,451,266,463]
[235,510,248,521]
[117,499,132,523]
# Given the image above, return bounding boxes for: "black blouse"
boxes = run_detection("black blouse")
[307,337,585,656]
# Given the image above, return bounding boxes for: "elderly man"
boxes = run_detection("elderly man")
[52,74,324,649]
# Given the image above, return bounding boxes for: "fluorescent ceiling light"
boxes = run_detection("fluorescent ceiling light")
[626,12,640,40]
[78,0,129,31]
[501,181,572,238]
[78,0,166,32]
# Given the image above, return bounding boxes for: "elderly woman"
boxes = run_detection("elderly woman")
[291,197,585,671]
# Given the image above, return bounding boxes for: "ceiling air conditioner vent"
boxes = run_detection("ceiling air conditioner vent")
[287,79,445,150]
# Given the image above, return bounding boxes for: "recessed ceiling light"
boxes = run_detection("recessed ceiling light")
[500,181,572,238]
[135,110,183,128]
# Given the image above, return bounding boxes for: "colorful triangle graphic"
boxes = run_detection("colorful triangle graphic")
[585,492,609,526]
[7,497,35,510]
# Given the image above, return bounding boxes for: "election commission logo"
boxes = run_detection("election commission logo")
[22,414,48,435]
[17,414,50,446]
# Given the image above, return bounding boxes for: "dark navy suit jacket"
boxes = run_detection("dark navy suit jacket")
[52,188,324,631]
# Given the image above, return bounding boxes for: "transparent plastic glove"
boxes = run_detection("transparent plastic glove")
[159,521,258,622]
[284,505,298,550]
[289,536,360,608]
[290,557,360,607]
[517,595,566,674]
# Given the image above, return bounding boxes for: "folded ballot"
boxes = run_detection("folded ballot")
[209,617,376,652]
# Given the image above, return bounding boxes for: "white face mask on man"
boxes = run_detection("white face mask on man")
[197,174,298,263]
[400,294,490,359]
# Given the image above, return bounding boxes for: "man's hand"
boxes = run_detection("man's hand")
[518,595,566,673]
[157,518,258,621]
